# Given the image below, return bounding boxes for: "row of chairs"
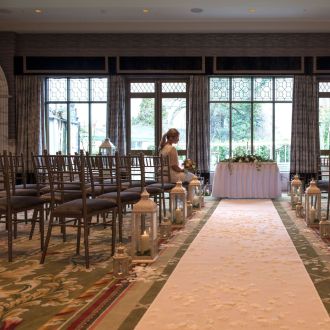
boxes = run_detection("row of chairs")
[0,151,174,268]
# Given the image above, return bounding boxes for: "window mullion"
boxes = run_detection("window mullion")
[88,78,92,153]
[67,78,71,154]
[156,81,162,149]
[251,77,254,155]
[229,78,232,157]
[272,78,276,160]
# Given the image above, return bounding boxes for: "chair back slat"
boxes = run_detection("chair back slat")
[0,151,12,204]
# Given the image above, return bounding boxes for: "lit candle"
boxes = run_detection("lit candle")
[175,208,183,224]
[295,203,303,218]
[192,195,200,207]
[309,206,316,223]
[187,202,193,217]
[140,230,150,254]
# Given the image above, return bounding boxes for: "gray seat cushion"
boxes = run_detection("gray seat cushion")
[0,188,39,197]
[41,190,83,203]
[87,185,118,195]
[126,186,162,195]
[97,191,141,203]
[52,198,117,217]
[0,196,45,210]
[148,182,175,190]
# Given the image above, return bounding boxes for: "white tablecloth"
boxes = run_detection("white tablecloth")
[212,162,281,198]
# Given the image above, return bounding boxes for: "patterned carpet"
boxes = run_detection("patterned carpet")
[0,196,329,329]
[274,198,330,314]
[0,199,219,330]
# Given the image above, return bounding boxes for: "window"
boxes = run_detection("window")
[128,79,188,156]
[209,77,293,172]
[319,81,330,150]
[45,77,108,154]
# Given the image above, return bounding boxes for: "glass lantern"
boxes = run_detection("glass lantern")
[99,138,116,155]
[187,201,193,217]
[304,179,321,227]
[200,189,205,208]
[131,189,158,263]
[319,219,330,238]
[188,175,202,210]
[290,174,303,209]
[159,217,172,239]
[170,181,187,225]
[113,245,131,278]
[295,201,304,218]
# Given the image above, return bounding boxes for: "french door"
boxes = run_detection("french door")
[127,78,189,156]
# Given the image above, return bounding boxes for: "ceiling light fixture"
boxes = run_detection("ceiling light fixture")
[190,8,203,14]
[34,9,42,14]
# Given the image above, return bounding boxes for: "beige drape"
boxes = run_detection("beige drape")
[16,75,43,171]
[187,75,210,173]
[109,76,127,155]
[290,75,319,180]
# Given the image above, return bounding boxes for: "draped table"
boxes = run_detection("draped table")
[211,162,281,198]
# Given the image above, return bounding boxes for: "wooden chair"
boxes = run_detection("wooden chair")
[124,153,164,222]
[0,152,39,198]
[97,153,141,242]
[0,151,45,261]
[40,153,118,268]
[85,153,118,197]
[147,154,175,217]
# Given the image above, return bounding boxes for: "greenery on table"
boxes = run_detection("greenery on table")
[222,153,274,163]
[222,153,275,173]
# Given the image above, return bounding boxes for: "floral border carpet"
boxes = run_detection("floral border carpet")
[273,198,330,314]
[0,199,219,330]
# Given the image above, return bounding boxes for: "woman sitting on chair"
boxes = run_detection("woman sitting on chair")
[159,128,194,184]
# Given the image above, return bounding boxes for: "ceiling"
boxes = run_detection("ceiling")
[1,0,330,34]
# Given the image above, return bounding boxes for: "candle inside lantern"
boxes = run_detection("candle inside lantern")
[192,195,200,207]
[295,202,303,218]
[175,208,183,223]
[293,195,298,203]
[140,230,150,254]
[187,202,193,217]
[309,206,316,223]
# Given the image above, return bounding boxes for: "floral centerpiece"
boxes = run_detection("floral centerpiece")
[222,153,274,173]
[182,158,197,173]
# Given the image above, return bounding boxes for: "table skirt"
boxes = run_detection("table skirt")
[211,162,282,198]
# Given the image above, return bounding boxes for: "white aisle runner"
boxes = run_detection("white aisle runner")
[135,200,330,330]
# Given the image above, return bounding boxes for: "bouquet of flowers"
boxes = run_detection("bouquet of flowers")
[182,158,197,173]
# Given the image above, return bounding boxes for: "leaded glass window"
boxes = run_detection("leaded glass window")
[319,81,330,150]
[128,80,188,156]
[209,76,293,172]
[45,77,108,154]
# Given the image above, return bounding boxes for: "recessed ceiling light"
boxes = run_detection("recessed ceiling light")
[34,9,42,14]
[143,9,150,14]
[190,8,203,14]
[248,8,256,13]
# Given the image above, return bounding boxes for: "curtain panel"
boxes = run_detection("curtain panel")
[290,75,319,180]
[108,76,126,155]
[15,75,43,172]
[187,75,210,173]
